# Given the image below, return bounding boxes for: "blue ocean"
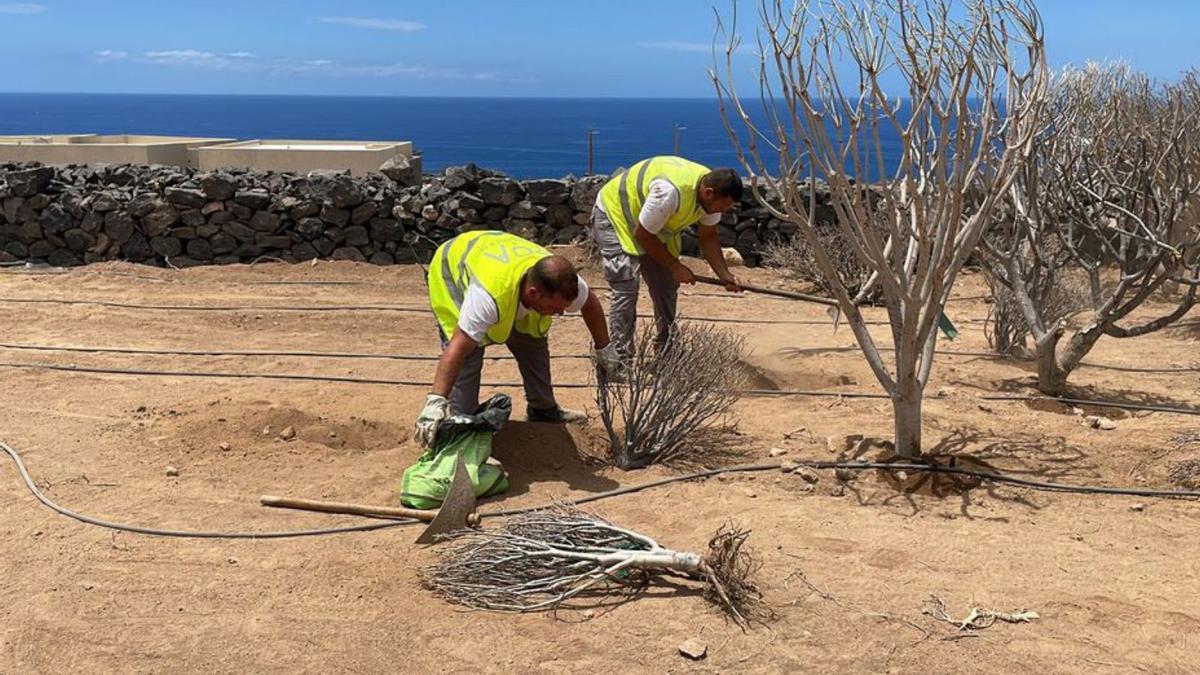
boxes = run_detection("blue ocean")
[0,93,903,179]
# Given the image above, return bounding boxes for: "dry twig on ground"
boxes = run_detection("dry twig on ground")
[421,504,769,628]
[922,594,1040,631]
[596,322,748,470]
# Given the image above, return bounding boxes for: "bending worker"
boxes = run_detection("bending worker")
[414,230,620,447]
[591,155,744,354]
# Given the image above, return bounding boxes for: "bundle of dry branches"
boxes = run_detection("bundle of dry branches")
[596,322,748,470]
[420,504,768,628]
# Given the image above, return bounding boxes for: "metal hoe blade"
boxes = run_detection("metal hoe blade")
[415,454,477,544]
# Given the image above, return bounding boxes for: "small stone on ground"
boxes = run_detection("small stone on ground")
[678,638,707,660]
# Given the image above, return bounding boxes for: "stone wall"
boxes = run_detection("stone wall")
[0,161,826,268]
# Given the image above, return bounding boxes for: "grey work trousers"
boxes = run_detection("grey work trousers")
[589,205,679,353]
[439,328,557,415]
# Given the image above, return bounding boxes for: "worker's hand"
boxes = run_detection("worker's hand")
[718,271,743,293]
[670,262,696,285]
[413,393,449,448]
[593,342,624,381]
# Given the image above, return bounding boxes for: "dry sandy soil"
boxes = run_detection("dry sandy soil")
[1,250,1198,674]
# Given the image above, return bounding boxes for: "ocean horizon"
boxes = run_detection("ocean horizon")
[0,92,903,179]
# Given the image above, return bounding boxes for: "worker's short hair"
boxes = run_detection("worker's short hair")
[529,255,580,301]
[701,168,744,202]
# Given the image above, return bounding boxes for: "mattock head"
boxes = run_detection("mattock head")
[415,454,478,544]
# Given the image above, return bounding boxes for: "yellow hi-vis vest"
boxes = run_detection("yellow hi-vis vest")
[428,230,554,346]
[598,155,711,258]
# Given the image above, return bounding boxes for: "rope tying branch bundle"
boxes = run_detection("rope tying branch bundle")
[3,440,1197,542]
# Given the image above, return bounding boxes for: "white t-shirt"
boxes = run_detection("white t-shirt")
[456,275,590,343]
[598,178,722,233]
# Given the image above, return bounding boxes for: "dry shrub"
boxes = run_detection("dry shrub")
[597,322,748,470]
[760,226,883,304]
[983,269,1090,356]
[983,273,1031,355]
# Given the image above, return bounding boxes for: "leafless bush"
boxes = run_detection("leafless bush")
[761,227,883,304]
[984,267,1090,355]
[597,322,748,470]
[984,276,1028,356]
[420,504,768,628]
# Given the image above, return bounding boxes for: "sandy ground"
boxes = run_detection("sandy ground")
[1,251,1198,674]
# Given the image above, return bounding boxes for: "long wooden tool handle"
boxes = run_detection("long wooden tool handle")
[693,274,839,307]
[260,494,479,524]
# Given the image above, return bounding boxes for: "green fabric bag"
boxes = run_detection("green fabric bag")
[400,394,511,509]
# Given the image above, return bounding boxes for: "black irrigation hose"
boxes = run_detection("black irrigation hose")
[2,341,1194,375]
[0,296,952,327]
[979,394,1200,417]
[0,298,428,313]
[0,343,592,362]
[781,346,1200,374]
[2,360,1199,415]
[0,361,541,390]
[798,461,1200,499]
[5,439,1197,542]
[0,440,418,539]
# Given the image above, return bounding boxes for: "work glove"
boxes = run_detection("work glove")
[413,393,449,448]
[593,343,624,381]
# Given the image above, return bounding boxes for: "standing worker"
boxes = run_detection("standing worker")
[414,230,621,447]
[590,156,744,355]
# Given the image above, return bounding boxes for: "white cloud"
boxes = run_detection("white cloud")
[93,48,529,83]
[294,60,494,81]
[92,49,128,63]
[0,3,45,14]
[318,16,426,32]
[144,49,234,68]
[639,41,712,53]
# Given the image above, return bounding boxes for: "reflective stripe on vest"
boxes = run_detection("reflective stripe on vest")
[598,155,711,257]
[428,231,554,346]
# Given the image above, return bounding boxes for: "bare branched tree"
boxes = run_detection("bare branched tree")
[597,322,748,470]
[712,0,1049,456]
[981,62,1200,394]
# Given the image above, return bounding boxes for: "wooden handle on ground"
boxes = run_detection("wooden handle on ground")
[260,495,479,525]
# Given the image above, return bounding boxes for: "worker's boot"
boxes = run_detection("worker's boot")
[526,405,589,424]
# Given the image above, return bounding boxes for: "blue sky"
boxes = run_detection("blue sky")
[1,0,1197,97]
